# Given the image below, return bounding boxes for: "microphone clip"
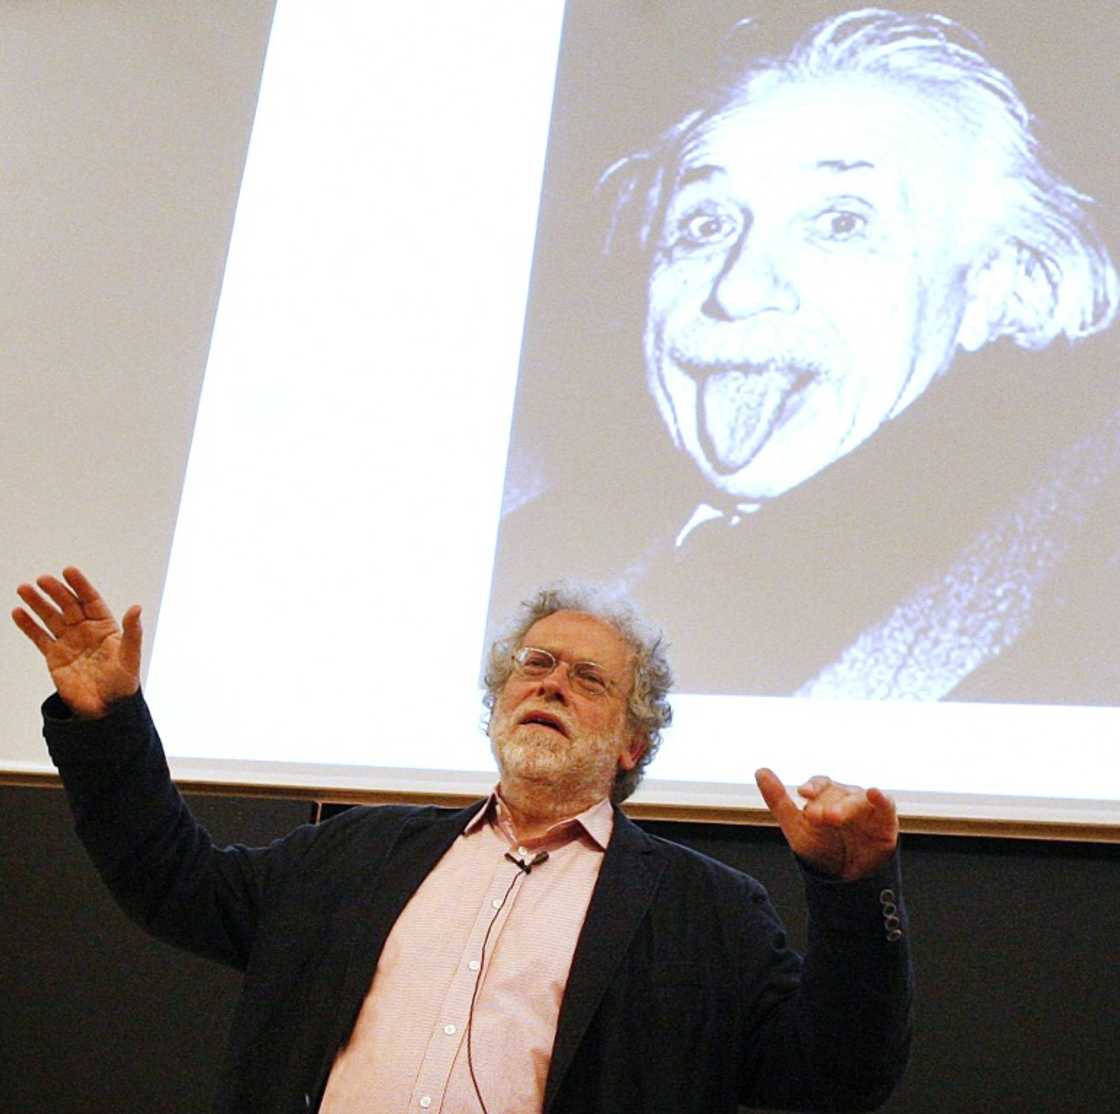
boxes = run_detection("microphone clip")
[505,850,549,874]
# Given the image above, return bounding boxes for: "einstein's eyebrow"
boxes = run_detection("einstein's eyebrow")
[674,158,876,190]
[674,165,723,191]
[814,159,876,173]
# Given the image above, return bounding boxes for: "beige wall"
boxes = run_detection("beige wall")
[1,2,275,767]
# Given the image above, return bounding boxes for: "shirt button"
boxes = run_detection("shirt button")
[419,1098,432,1109]
[444,1023,457,1035]
[517,846,529,858]
[491,898,503,909]
[468,960,481,972]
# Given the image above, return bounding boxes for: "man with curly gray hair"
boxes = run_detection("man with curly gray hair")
[483,582,672,804]
[18,566,911,1111]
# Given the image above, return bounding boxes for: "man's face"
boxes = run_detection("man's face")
[489,610,641,802]
[643,73,981,501]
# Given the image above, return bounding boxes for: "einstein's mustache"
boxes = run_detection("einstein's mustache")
[663,320,837,380]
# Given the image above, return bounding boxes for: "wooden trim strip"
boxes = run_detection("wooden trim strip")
[6,769,1119,844]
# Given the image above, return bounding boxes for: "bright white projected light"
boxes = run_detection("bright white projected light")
[150,2,1120,828]
[148,1,567,783]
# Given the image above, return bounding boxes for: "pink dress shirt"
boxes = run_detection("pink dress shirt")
[319,792,613,1114]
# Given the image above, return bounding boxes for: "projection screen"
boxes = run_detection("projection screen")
[7,1,1119,835]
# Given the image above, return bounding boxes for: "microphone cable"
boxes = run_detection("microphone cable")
[466,850,549,1113]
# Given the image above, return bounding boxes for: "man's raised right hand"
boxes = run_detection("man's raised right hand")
[12,566,141,719]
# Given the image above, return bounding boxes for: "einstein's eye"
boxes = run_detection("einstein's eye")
[672,205,741,249]
[811,208,869,242]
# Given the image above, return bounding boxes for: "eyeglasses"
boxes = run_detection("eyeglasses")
[512,646,615,698]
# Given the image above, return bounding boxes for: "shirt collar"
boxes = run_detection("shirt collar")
[464,787,614,851]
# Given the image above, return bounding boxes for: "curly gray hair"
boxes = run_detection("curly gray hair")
[601,7,1117,349]
[482,583,673,804]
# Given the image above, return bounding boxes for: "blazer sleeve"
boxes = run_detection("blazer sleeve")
[42,689,324,971]
[736,854,913,1112]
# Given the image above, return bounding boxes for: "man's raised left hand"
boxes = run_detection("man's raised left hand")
[755,768,898,881]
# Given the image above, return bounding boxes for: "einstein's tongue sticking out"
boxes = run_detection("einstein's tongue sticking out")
[699,368,801,473]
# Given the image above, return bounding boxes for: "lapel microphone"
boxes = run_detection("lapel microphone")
[505,850,550,874]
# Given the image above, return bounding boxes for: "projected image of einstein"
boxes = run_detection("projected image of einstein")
[487,4,1119,703]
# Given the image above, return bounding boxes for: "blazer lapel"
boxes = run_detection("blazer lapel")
[543,811,666,1112]
[316,803,481,1085]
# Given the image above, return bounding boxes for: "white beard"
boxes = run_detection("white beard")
[489,718,622,804]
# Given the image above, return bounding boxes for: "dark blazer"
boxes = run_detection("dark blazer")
[45,691,911,1113]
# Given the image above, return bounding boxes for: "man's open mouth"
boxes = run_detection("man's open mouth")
[518,711,569,737]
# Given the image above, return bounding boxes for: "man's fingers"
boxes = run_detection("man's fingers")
[62,566,114,620]
[755,768,802,828]
[866,786,894,812]
[11,606,54,655]
[16,583,65,635]
[805,789,870,826]
[865,787,899,834]
[120,605,143,677]
[17,570,119,635]
[37,573,87,623]
[797,775,833,800]
[802,784,899,843]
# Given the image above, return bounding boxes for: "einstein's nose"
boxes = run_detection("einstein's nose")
[704,234,800,320]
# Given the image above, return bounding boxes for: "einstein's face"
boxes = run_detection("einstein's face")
[643,74,981,501]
